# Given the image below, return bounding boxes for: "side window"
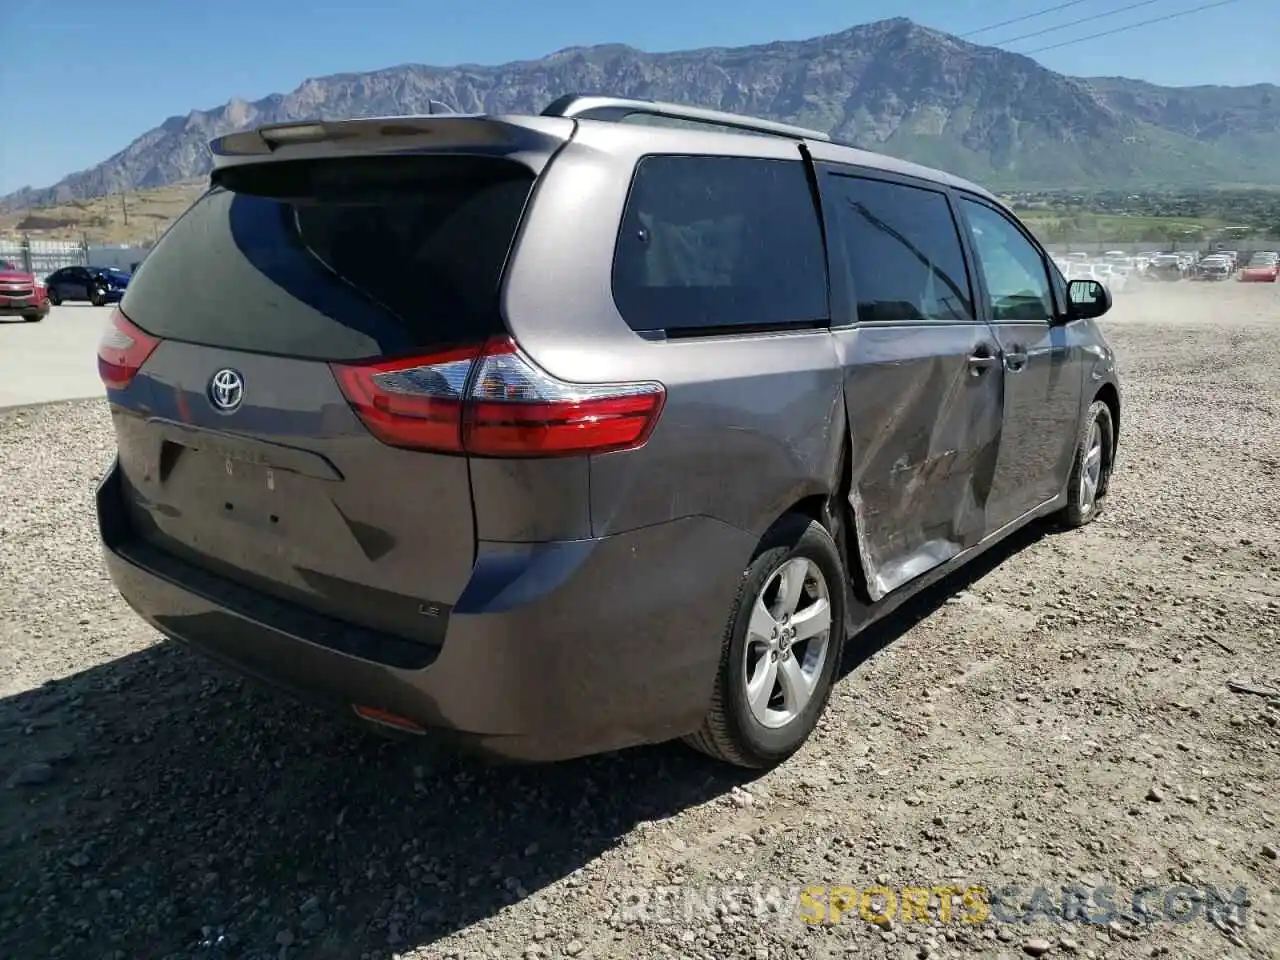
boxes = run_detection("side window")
[823,173,974,324]
[959,199,1055,323]
[611,156,828,333]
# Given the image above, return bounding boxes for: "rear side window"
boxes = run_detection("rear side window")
[611,156,828,333]
[121,155,535,361]
[823,173,974,324]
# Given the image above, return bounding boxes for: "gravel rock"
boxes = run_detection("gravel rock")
[6,761,54,787]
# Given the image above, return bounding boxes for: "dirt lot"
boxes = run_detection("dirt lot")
[0,282,1277,960]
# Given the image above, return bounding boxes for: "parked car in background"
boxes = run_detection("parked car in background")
[1063,261,1127,294]
[1090,263,1128,294]
[1147,254,1185,281]
[45,265,132,306]
[1193,255,1232,281]
[0,260,51,322]
[1105,263,1134,292]
[1238,252,1279,282]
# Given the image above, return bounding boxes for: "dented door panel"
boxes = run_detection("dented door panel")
[984,319,1084,528]
[833,323,1004,600]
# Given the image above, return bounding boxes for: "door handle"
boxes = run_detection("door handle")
[1005,350,1029,372]
[967,348,998,376]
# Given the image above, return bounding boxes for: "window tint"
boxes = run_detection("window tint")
[611,156,828,333]
[959,199,1055,323]
[121,155,534,361]
[824,174,973,325]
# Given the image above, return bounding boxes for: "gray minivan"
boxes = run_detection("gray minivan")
[95,95,1120,768]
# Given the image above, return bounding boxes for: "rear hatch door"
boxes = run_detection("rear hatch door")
[107,129,564,644]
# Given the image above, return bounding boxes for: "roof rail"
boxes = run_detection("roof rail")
[540,94,831,142]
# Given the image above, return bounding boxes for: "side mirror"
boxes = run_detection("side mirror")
[1067,279,1112,320]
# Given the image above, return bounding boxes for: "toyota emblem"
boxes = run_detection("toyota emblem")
[208,368,245,413]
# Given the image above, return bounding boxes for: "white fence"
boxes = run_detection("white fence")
[0,237,85,276]
[0,237,151,277]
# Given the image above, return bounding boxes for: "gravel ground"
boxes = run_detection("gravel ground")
[1,282,1278,960]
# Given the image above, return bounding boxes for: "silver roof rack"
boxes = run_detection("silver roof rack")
[541,94,831,142]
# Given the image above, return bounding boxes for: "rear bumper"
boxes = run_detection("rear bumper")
[96,457,753,762]
[0,299,49,317]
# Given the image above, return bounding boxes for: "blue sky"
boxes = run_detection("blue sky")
[0,0,1274,195]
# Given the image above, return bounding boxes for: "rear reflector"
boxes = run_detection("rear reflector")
[97,307,160,391]
[331,336,665,458]
[352,704,426,734]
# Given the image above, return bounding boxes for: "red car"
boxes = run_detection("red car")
[1238,253,1279,282]
[0,259,51,321]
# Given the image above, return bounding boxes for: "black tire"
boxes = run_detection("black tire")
[22,314,42,323]
[47,289,61,306]
[1058,399,1114,529]
[89,286,107,307]
[684,514,847,769]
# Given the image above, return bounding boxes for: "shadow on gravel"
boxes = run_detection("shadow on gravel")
[837,520,1049,680]
[0,521,1050,960]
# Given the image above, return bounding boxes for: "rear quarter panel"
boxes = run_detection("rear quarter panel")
[498,122,846,542]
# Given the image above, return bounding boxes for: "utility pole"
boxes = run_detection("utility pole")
[120,190,129,228]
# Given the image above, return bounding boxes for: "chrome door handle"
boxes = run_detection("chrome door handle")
[968,352,997,376]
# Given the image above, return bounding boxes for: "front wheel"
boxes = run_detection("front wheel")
[1058,399,1114,528]
[89,286,107,307]
[22,314,42,323]
[47,288,61,306]
[684,515,847,769]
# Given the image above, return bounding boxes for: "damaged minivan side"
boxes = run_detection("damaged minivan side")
[95,97,1121,768]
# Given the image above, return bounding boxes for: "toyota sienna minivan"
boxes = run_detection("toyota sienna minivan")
[95,95,1121,768]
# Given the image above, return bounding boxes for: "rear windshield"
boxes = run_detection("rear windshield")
[121,154,535,361]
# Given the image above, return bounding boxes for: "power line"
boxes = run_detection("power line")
[989,0,1164,46]
[1019,0,1244,53]
[961,0,1096,37]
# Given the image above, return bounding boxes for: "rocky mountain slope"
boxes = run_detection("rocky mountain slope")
[5,17,1279,210]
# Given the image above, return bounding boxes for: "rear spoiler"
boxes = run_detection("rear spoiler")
[208,114,577,172]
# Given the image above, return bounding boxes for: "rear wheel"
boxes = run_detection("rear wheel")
[22,314,42,323]
[1058,399,1114,528]
[47,289,61,306]
[684,515,846,769]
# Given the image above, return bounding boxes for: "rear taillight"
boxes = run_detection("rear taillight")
[97,308,160,390]
[332,336,665,458]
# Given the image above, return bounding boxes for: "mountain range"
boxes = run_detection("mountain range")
[5,17,1279,211]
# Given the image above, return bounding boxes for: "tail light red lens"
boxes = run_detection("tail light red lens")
[331,344,479,453]
[97,308,160,390]
[331,336,665,458]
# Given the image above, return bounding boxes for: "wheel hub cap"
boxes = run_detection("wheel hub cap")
[741,556,834,729]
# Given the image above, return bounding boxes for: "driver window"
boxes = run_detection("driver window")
[959,198,1054,323]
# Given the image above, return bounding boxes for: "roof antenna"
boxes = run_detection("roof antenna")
[426,99,457,115]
